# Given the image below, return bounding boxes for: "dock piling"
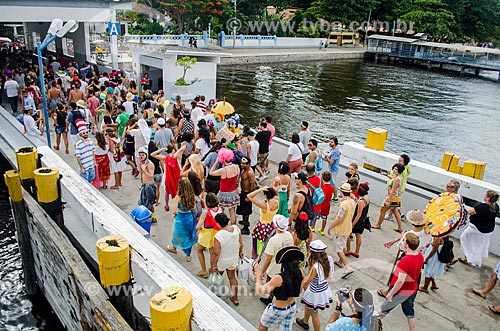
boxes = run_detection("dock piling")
[4,170,38,295]
[33,167,64,229]
[150,286,192,331]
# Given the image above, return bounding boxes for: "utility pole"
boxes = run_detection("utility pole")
[233,0,237,48]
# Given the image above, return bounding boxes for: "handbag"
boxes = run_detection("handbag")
[207,273,225,297]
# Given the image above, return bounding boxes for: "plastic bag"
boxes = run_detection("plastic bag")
[208,273,225,297]
[237,257,251,282]
[247,259,257,288]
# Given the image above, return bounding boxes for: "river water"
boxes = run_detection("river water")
[217,59,500,185]
[0,164,63,329]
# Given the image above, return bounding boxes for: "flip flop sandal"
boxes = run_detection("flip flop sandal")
[489,306,500,315]
[230,296,239,306]
[195,272,208,279]
[295,318,310,330]
[393,228,403,233]
[334,260,343,268]
[458,257,468,264]
[430,287,439,291]
[166,245,177,254]
[341,270,354,279]
[65,150,69,154]
[377,290,387,298]
[418,287,429,293]
[472,289,485,298]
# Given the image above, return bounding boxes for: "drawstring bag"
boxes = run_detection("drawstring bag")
[237,257,251,282]
[208,273,225,297]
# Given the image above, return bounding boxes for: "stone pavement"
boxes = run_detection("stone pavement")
[42,126,499,331]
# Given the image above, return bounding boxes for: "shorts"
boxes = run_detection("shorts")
[260,302,296,331]
[55,125,67,134]
[80,167,96,182]
[381,293,416,318]
[330,170,339,187]
[70,134,80,146]
[153,174,162,183]
[390,201,401,208]
[333,234,349,252]
[257,153,268,168]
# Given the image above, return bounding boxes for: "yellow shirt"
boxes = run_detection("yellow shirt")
[334,198,356,236]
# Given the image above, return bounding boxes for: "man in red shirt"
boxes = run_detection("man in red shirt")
[305,163,322,232]
[380,232,424,331]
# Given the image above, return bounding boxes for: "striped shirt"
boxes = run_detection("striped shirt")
[75,139,95,170]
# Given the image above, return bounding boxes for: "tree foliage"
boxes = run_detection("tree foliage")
[131,0,500,43]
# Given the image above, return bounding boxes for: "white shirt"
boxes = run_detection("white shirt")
[288,142,304,162]
[62,76,72,89]
[248,140,259,166]
[23,95,36,111]
[99,77,109,85]
[191,107,205,130]
[195,138,211,158]
[24,114,41,137]
[79,80,88,94]
[299,129,312,154]
[122,101,135,115]
[4,80,19,97]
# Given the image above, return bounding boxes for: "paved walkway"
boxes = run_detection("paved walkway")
[6,100,499,330]
[42,130,499,331]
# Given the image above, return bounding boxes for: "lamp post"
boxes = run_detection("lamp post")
[37,19,78,148]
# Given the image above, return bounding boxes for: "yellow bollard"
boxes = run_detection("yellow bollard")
[15,146,38,181]
[150,286,192,331]
[4,170,23,203]
[96,235,130,287]
[365,128,388,151]
[33,168,59,203]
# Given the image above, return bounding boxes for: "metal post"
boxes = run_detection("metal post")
[232,0,237,49]
[110,8,119,70]
[37,36,57,149]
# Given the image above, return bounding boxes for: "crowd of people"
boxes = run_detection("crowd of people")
[2,45,500,331]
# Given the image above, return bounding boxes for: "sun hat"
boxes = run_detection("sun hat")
[406,209,426,226]
[157,117,166,126]
[340,182,352,193]
[310,239,328,253]
[272,214,289,232]
[55,70,66,77]
[75,119,89,135]
[275,246,305,264]
[183,108,191,117]
[126,92,134,101]
[76,100,87,108]
[138,146,148,155]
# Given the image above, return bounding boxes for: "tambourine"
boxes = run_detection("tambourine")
[424,192,465,237]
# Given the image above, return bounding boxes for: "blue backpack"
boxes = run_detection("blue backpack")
[306,178,325,206]
[315,154,323,172]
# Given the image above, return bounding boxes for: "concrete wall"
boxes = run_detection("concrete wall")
[220,49,366,65]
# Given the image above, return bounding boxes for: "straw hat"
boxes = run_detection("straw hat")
[340,182,352,193]
[126,92,134,101]
[76,100,87,108]
[406,209,426,226]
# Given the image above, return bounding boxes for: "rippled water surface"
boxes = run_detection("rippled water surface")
[0,190,63,330]
[217,60,500,185]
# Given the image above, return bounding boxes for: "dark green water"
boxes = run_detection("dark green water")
[217,59,500,185]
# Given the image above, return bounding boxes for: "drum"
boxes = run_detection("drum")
[424,192,465,237]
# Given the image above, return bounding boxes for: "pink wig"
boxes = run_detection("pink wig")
[218,148,234,164]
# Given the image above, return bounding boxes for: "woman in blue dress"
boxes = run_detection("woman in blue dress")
[167,178,198,262]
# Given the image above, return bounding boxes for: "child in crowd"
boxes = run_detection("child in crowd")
[195,193,223,278]
[316,171,334,236]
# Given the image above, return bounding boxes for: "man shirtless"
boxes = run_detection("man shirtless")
[288,172,310,225]
[237,156,257,234]
[138,146,157,223]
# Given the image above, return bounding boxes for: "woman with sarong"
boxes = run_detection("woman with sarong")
[150,145,183,211]
[167,178,198,262]
[92,131,110,189]
[454,190,499,267]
